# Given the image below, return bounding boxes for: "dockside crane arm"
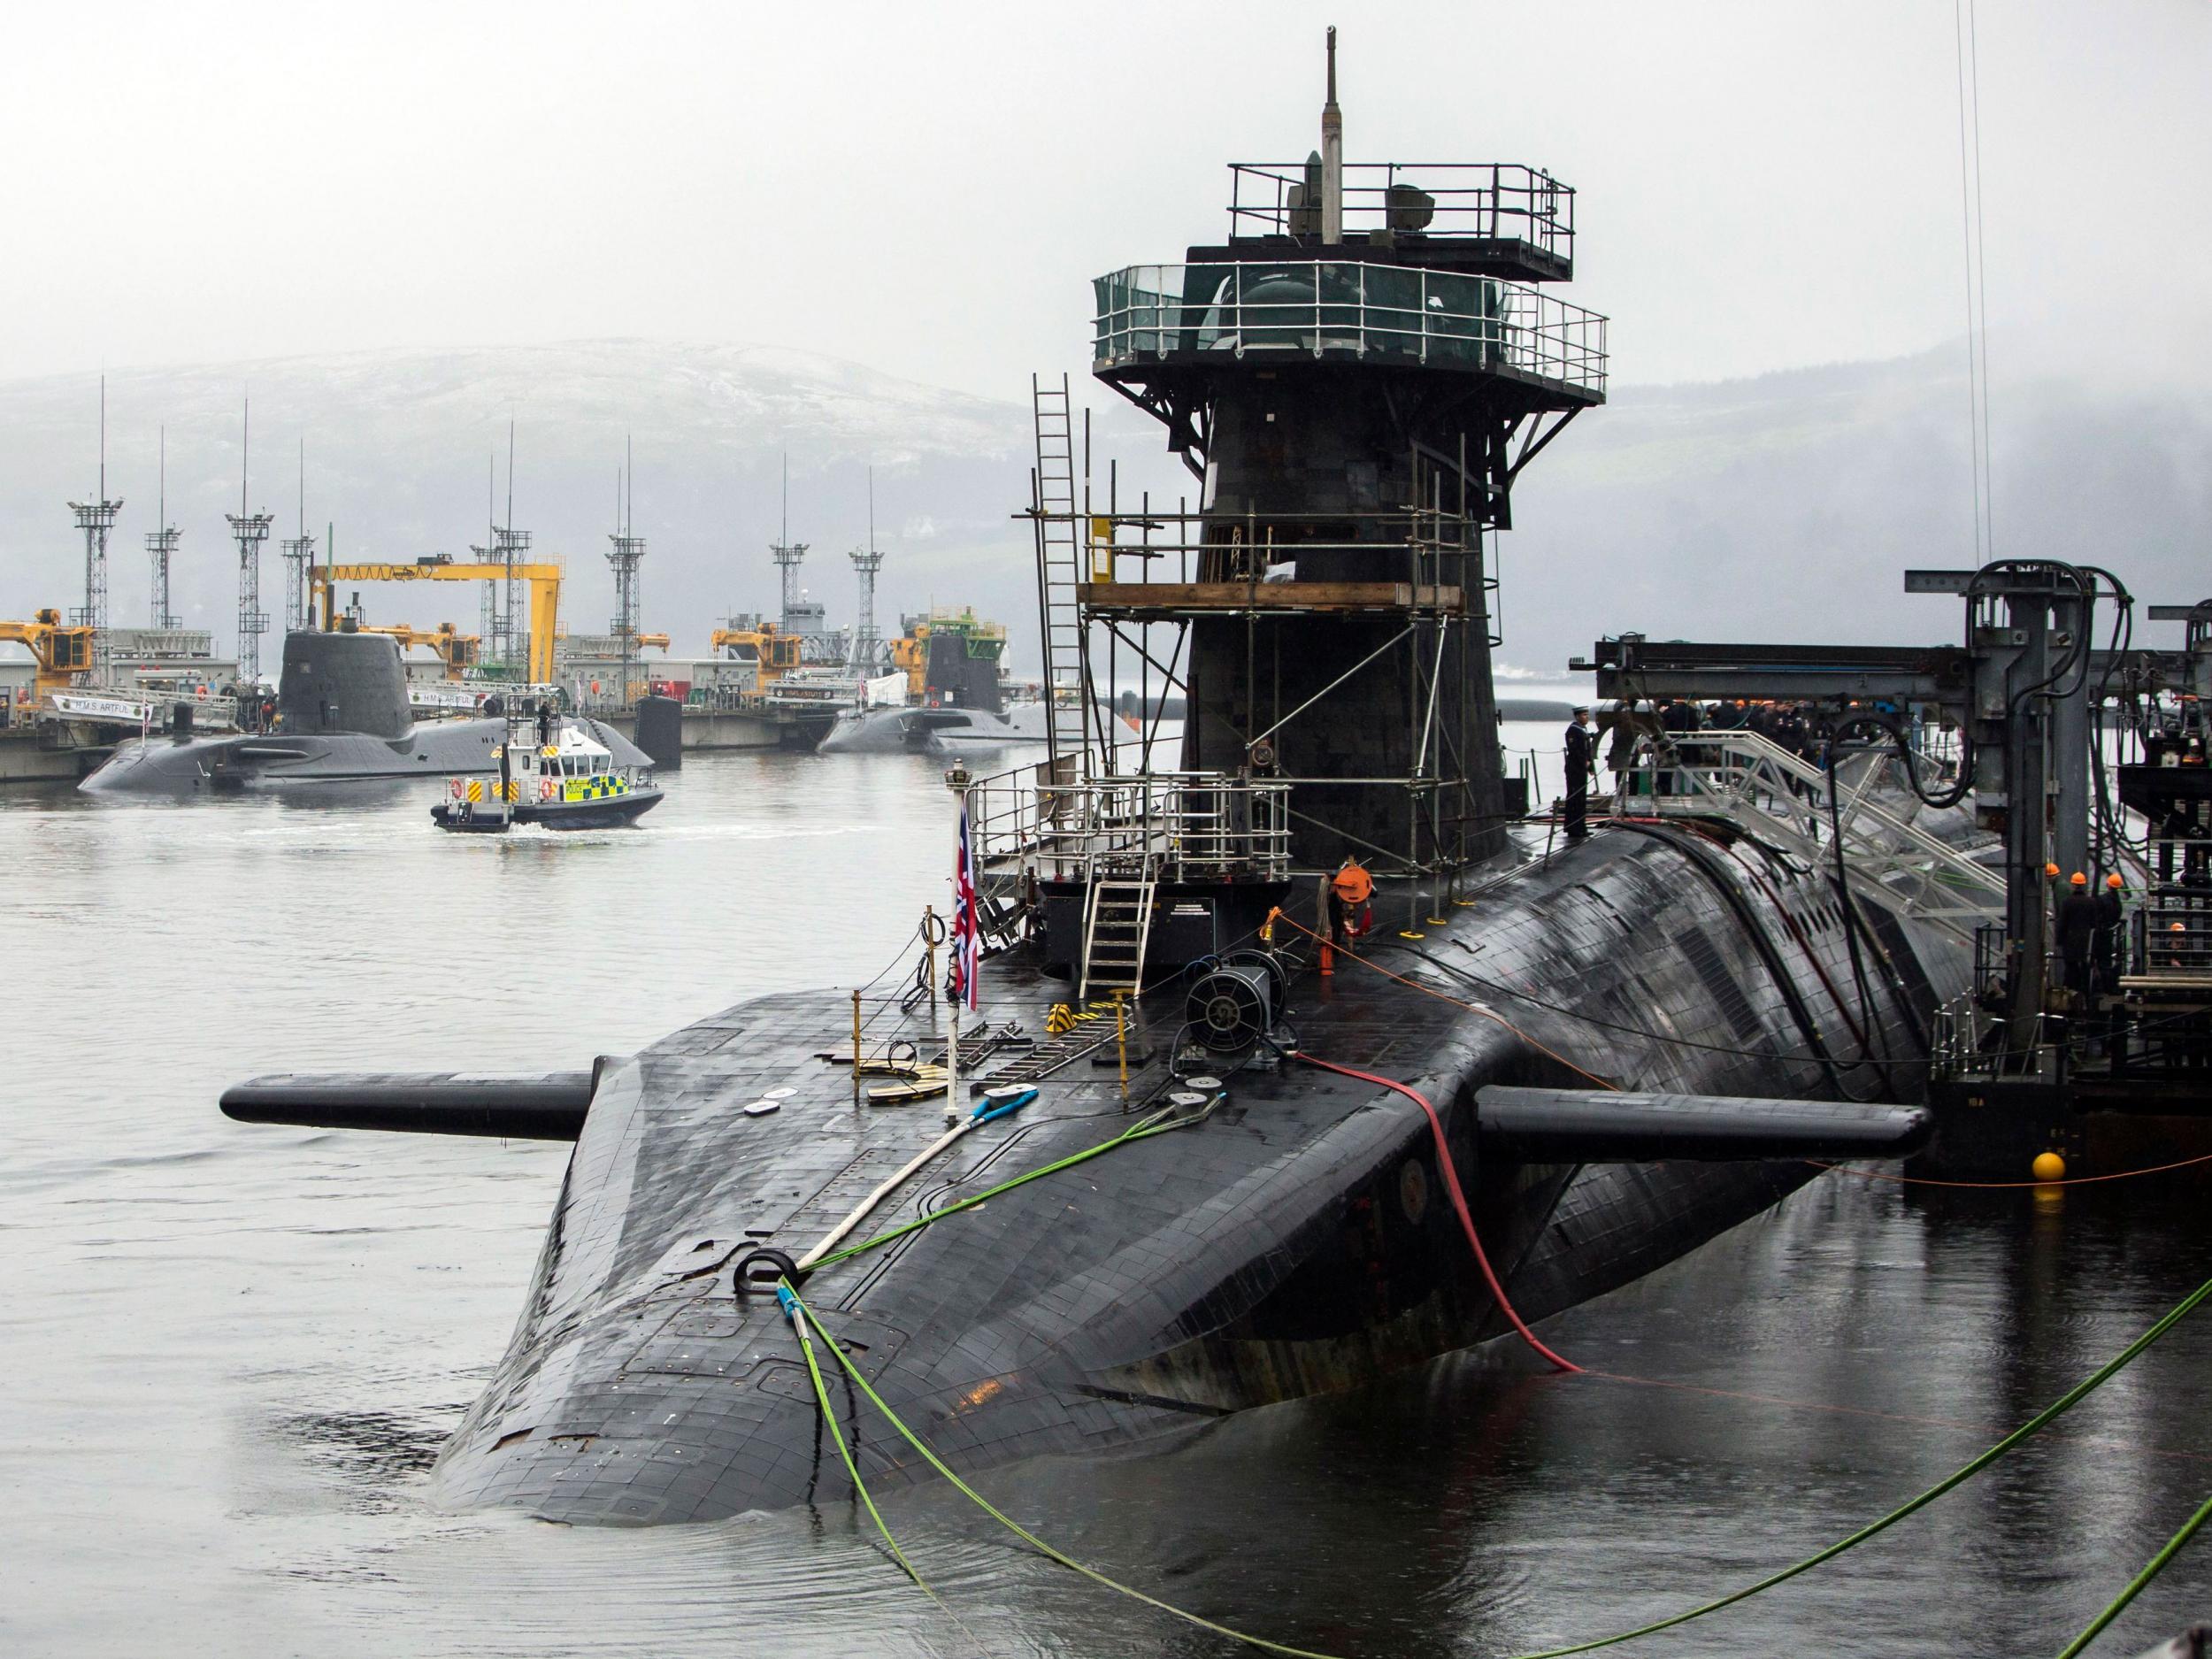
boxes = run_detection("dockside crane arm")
[311,561,564,683]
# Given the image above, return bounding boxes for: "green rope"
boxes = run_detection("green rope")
[2054,1493,2212,1659]
[783,1281,1344,1659]
[784,1287,933,1595]
[780,1271,2212,1659]
[1518,1273,2212,1658]
[807,1105,1187,1271]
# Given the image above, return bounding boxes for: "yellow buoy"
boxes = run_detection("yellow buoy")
[2032,1150,2067,1183]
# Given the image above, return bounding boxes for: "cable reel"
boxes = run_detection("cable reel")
[1184,949,1291,1057]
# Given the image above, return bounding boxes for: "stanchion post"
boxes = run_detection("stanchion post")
[1113,991,1129,1102]
[850,987,862,1109]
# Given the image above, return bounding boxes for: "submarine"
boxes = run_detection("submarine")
[222,37,1978,1526]
[82,628,648,795]
[818,610,1053,755]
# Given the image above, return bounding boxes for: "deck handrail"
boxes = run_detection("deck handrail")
[1093,261,1607,399]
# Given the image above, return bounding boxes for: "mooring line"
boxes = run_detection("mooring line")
[775,1272,2212,1658]
[1809,1152,2212,1190]
[1516,1271,2212,1658]
[2054,1492,2212,1659]
[780,1279,1344,1659]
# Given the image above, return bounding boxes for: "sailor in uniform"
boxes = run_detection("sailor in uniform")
[1563,706,1595,841]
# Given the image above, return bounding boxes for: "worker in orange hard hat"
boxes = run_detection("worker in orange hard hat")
[1325,858,1375,961]
[2056,872,2099,998]
[2093,872,2126,995]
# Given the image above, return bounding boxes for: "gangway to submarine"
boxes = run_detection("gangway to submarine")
[1582,567,2212,1171]
[1620,727,2005,945]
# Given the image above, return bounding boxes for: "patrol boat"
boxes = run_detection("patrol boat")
[223,36,1975,1525]
[433,709,662,832]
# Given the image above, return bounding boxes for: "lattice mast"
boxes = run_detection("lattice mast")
[227,399,274,682]
[146,425,180,631]
[280,434,316,637]
[488,422,531,674]
[606,439,646,709]
[849,465,883,671]
[70,375,123,683]
[767,453,809,636]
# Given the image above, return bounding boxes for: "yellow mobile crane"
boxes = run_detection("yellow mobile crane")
[709,621,803,691]
[0,610,97,695]
[311,558,564,684]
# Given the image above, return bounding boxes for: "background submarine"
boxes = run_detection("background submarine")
[223,37,1967,1524]
[83,628,647,794]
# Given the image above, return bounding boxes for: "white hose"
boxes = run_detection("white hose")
[795,1119,974,1271]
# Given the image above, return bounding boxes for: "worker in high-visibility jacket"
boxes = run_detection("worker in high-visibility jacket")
[1328,860,1374,949]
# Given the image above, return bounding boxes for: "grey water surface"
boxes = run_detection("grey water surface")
[3,745,2207,1657]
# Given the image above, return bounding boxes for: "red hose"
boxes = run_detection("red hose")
[1292,1052,1581,1374]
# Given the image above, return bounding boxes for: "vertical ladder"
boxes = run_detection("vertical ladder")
[1032,373,1088,764]
[1079,862,1157,999]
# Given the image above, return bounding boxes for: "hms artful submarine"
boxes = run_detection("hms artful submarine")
[223,37,1972,1525]
[82,627,648,795]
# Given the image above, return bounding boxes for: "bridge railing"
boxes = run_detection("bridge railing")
[966,753,1292,885]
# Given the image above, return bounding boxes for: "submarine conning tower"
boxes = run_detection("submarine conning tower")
[275,629,414,738]
[1073,28,1605,878]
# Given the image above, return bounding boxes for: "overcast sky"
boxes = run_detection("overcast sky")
[3,1,2207,400]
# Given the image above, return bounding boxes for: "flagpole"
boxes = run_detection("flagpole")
[947,771,979,1123]
[946,1000,959,1123]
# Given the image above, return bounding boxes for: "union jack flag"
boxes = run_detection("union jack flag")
[951,803,981,1010]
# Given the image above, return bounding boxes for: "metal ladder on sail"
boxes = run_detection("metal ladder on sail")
[1079,860,1157,999]
[1032,373,1090,764]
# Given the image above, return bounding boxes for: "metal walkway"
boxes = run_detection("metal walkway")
[1645,730,2003,943]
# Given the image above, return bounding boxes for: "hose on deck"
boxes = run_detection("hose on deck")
[1290,1051,1580,1375]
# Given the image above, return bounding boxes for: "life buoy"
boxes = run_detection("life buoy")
[448,778,464,800]
[540,778,555,801]
[196,685,208,700]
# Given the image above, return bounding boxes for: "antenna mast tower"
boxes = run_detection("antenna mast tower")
[227,400,274,681]
[486,425,533,675]
[146,426,180,631]
[770,455,808,634]
[280,436,315,636]
[849,466,882,671]
[70,377,123,682]
[607,441,646,709]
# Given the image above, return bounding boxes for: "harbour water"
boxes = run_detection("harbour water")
[4,743,2208,1656]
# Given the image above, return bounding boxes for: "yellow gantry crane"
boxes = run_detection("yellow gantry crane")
[311,558,564,683]
[0,609,98,695]
[353,623,483,680]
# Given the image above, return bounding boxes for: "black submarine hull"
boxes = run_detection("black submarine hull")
[80,629,651,795]
[394,821,1963,1525]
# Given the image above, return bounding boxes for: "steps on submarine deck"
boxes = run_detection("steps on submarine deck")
[1079,866,1157,999]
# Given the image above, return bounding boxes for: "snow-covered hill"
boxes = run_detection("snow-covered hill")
[0,341,1083,667]
[4,338,2205,680]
